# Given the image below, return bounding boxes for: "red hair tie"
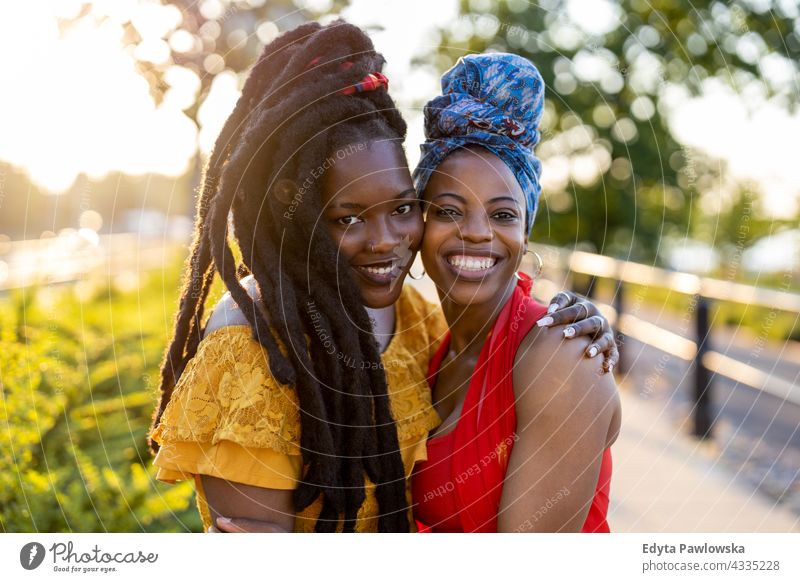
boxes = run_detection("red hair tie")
[340,72,388,95]
[306,57,389,95]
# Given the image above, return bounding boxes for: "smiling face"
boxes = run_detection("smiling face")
[420,147,528,308]
[320,139,423,309]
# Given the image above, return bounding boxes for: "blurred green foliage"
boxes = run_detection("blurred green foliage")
[431,0,800,261]
[0,249,226,532]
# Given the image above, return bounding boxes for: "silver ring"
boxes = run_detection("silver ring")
[576,301,590,321]
[554,291,571,303]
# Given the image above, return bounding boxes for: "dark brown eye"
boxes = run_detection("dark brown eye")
[436,208,459,218]
[337,215,363,226]
[392,203,413,215]
[492,211,517,220]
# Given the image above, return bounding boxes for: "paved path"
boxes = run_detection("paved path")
[609,384,799,532]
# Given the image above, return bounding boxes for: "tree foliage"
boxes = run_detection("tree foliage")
[431,0,800,261]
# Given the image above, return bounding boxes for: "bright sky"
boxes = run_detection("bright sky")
[0,1,198,192]
[0,0,798,219]
[667,79,800,219]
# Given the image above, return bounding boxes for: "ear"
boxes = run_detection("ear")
[516,241,528,272]
[272,178,298,206]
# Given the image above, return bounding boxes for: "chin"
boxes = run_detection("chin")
[440,282,497,307]
[358,277,408,309]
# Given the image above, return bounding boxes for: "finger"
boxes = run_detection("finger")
[603,340,620,374]
[215,517,246,533]
[539,303,584,327]
[546,290,576,314]
[216,516,287,533]
[585,332,615,359]
[561,316,605,340]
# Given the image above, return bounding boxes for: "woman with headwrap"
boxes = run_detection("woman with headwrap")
[411,53,620,532]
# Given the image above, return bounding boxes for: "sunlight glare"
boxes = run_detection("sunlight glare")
[0,2,197,193]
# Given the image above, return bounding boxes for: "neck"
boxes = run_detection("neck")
[365,303,395,353]
[440,278,517,356]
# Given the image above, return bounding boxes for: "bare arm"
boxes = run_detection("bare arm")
[201,476,295,532]
[497,324,621,532]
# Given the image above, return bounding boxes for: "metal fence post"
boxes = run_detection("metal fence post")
[584,275,597,299]
[693,296,714,439]
[614,279,626,375]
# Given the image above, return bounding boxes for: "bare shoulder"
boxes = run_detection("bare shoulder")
[513,323,621,446]
[203,275,261,337]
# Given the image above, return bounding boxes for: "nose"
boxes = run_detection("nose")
[366,215,402,255]
[458,208,493,244]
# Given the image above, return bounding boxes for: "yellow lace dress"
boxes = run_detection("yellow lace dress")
[150,284,446,532]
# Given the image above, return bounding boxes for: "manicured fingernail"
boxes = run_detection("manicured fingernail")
[588,346,598,358]
[547,303,558,314]
[217,517,231,525]
[563,326,576,338]
[537,316,554,327]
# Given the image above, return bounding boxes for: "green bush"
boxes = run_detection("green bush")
[0,251,219,532]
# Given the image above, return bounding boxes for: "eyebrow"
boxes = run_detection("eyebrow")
[332,188,417,210]
[431,192,467,204]
[432,192,521,207]
[488,196,521,207]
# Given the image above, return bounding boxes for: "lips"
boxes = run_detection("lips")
[353,259,402,285]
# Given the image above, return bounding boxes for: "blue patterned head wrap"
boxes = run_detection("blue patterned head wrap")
[413,53,545,235]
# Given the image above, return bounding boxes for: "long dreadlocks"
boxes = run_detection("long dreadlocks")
[148,20,410,533]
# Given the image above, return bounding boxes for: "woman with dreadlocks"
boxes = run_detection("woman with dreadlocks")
[148,21,617,533]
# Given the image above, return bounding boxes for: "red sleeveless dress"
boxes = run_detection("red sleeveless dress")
[412,274,612,532]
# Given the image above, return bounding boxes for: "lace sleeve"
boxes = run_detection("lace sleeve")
[150,325,303,490]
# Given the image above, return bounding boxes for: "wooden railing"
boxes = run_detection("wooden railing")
[0,232,181,291]
[531,244,800,439]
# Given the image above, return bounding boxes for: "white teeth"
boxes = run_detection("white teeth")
[359,264,396,276]
[447,255,497,271]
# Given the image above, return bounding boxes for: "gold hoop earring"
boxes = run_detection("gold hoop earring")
[408,268,426,280]
[529,250,543,280]
[514,250,543,280]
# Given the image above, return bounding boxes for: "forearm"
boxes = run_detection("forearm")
[201,474,296,533]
